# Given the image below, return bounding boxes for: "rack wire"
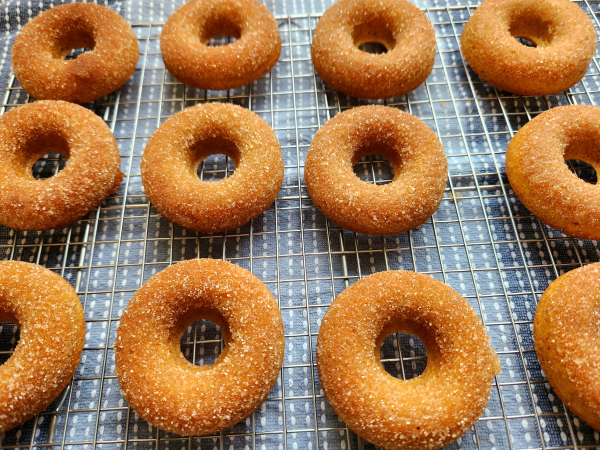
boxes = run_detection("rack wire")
[2,3,600,449]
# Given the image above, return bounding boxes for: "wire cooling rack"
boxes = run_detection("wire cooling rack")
[2,3,600,450]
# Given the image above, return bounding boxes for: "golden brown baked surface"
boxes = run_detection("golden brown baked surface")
[461,0,596,96]
[304,105,447,235]
[0,261,85,433]
[317,270,500,450]
[114,259,285,436]
[161,0,280,91]
[0,101,124,231]
[311,0,436,99]
[534,263,600,431]
[141,102,283,233]
[12,3,139,104]
[506,105,600,240]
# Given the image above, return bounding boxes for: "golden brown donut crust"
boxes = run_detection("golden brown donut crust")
[506,105,600,240]
[311,0,436,99]
[534,263,600,430]
[141,103,283,233]
[0,261,85,433]
[317,271,500,450]
[0,101,124,231]
[12,3,139,104]
[161,0,281,91]
[461,0,596,96]
[114,259,285,436]
[304,105,447,235]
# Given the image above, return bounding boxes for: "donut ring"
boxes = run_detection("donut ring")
[161,0,281,91]
[317,270,500,449]
[506,105,600,240]
[0,101,124,231]
[311,0,436,99]
[0,261,85,433]
[141,103,283,233]
[115,259,284,436]
[534,263,600,430]
[304,105,447,235]
[461,0,596,96]
[12,3,139,104]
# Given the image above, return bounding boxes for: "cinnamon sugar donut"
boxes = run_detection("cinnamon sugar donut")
[12,3,139,104]
[534,263,600,430]
[115,258,284,436]
[304,105,447,235]
[141,102,283,233]
[0,261,85,433]
[461,0,596,96]
[311,0,436,99]
[161,0,280,91]
[317,270,501,450]
[0,101,124,231]
[506,105,600,240]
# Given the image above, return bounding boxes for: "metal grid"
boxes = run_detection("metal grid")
[2,3,600,449]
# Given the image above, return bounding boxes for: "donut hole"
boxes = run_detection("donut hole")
[564,138,600,185]
[65,47,94,60]
[508,8,559,48]
[357,42,388,54]
[177,308,231,369]
[199,12,243,46]
[19,132,70,180]
[514,37,536,48]
[565,160,598,185]
[352,19,396,52]
[207,36,238,47]
[0,311,20,366]
[192,136,239,182]
[352,140,402,185]
[378,331,427,380]
[51,25,96,60]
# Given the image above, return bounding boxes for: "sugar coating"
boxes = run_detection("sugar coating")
[304,105,448,236]
[311,0,436,100]
[506,105,600,240]
[141,102,283,233]
[11,3,139,104]
[317,270,501,450]
[461,0,596,96]
[114,259,285,436]
[0,261,85,433]
[161,0,280,91]
[534,263,600,430]
[0,101,124,231]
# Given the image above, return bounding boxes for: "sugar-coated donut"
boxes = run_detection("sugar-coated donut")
[317,270,500,450]
[141,102,283,233]
[311,0,436,99]
[506,105,600,240]
[12,3,139,104]
[0,261,85,433]
[534,263,600,430]
[304,105,447,235]
[461,0,596,96]
[115,258,284,436]
[0,101,124,231]
[161,0,280,91]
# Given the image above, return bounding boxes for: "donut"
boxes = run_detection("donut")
[161,0,280,91]
[0,261,85,433]
[304,105,447,236]
[114,258,284,436]
[0,101,124,231]
[534,263,600,430]
[311,0,436,99]
[461,0,596,96]
[141,102,283,233]
[317,270,501,449]
[506,105,600,240]
[12,3,139,104]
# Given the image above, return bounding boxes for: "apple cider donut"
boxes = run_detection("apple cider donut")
[461,0,596,96]
[506,105,600,240]
[317,270,501,450]
[115,259,285,436]
[311,0,436,99]
[0,261,85,433]
[0,101,124,231]
[141,102,283,233]
[161,0,281,91]
[304,105,447,235]
[12,3,139,104]
[534,263,600,430]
